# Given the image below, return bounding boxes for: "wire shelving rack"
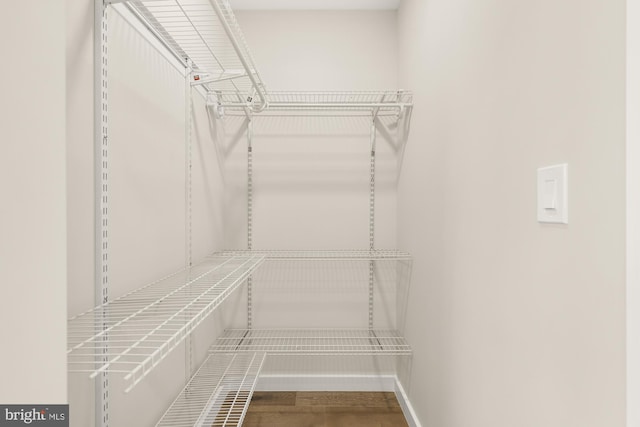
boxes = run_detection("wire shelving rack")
[84,0,416,424]
[67,254,264,392]
[211,329,412,356]
[218,249,412,261]
[156,352,266,427]
[211,90,413,117]
[120,1,414,117]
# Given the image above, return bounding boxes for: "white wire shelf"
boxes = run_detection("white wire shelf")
[213,90,413,113]
[218,249,412,261]
[121,2,414,116]
[67,254,265,392]
[156,352,265,427]
[119,1,415,117]
[127,0,267,110]
[211,329,412,356]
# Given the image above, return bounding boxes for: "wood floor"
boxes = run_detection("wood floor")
[242,391,410,427]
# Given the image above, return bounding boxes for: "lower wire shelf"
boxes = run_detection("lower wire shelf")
[211,329,412,356]
[156,352,266,427]
[157,329,411,426]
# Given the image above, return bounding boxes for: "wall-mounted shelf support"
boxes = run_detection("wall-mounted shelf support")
[208,0,267,112]
[94,0,109,425]
[192,72,249,87]
[369,118,377,330]
[247,119,254,330]
[185,58,194,381]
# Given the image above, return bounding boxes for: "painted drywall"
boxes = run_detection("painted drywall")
[0,0,67,404]
[224,11,400,329]
[627,1,640,425]
[397,0,626,426]
[235,11,398,92]
[66,3,229,426]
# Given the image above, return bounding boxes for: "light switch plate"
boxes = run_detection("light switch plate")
[537,164,568,224]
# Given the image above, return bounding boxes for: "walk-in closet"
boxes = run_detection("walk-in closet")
[67,0,417,425]
[2,0,628,426]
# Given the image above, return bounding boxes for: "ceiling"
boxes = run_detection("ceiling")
[229,0,401,10]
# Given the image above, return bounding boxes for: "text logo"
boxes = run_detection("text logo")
[0,405,68,426]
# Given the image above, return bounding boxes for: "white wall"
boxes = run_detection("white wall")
[397,0,626,426]
[66,3,228,426]
[0,0,67,404]
[627,1,640,425]
[236,10,398,92]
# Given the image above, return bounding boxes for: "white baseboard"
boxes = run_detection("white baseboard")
[256,374,397,392]
[394,380,423,427]
[255,375,422,427]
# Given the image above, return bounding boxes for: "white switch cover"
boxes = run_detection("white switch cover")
[537,164,568,224]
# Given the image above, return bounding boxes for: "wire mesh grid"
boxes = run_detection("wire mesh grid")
[267,91,413,106]
[211,329,412,356]
[129,0,265,101]
[245,258,397,291]
[156,352,265,427]
[219,252,413,331]
[122,2,413,116]
[218,249,412,260]
[67,254,265,392]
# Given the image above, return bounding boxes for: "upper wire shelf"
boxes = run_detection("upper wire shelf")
[218,249,412,261]
[127,0,268,110]
[156,352,265,427]
[211,90,413,115]
[119,1,414,116]
[67,253,265,392]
